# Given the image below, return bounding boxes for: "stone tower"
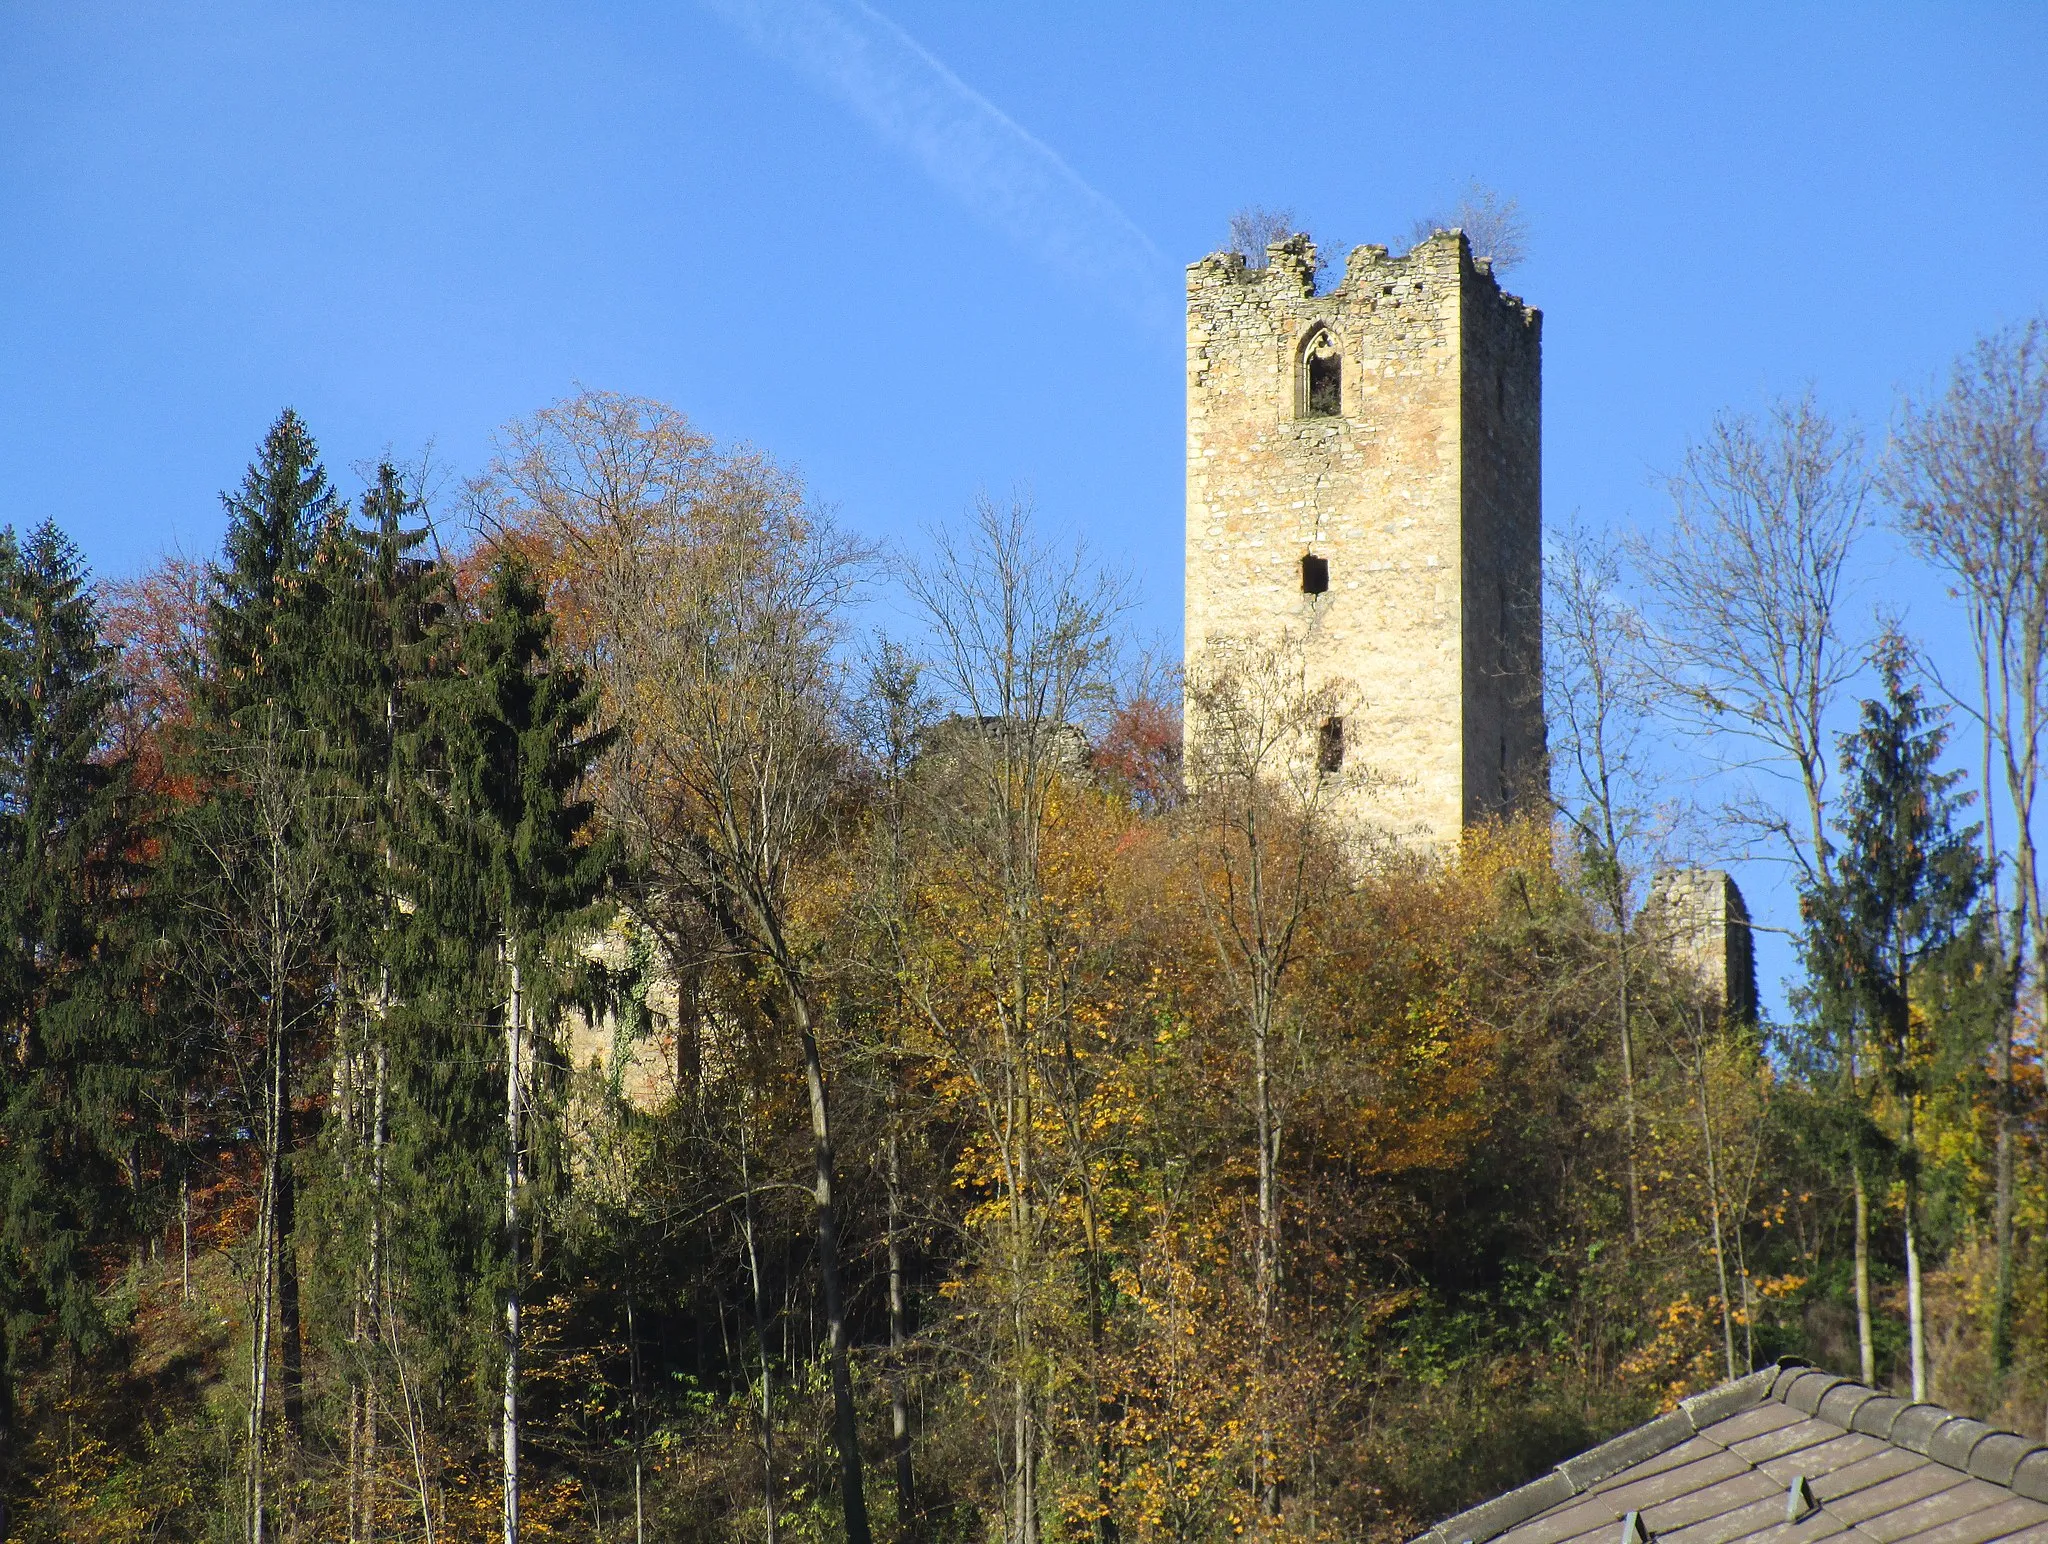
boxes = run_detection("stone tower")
[1642,869,1759,1025]
[1184,229,1544,842]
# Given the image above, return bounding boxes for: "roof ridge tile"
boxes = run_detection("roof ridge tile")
[1852,1395,1908,1439]
[2010,1451,2048,1503]
[1682,1368,1778,1433]
[1784,1370,1850,1415]
[1818,1384,1884,1429]
[1969,1433,2043,1488]
[1557,1411,1695,1492]
[1930,1417,1999,1472]
[1890,1403,1956,1455]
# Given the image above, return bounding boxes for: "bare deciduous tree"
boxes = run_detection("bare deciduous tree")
[1181,631,1350,1518]
[473,390,877,1544]
[1227,206,1296,269]
[1632,391,1874,1380]
[1886,318,2048,1373]
[1409,182,1529,274]
[900,496,1125,1544]
[174,710,338,1544]
[1545,521,1670,1243]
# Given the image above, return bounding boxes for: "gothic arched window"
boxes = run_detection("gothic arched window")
[1300,327,1342,418]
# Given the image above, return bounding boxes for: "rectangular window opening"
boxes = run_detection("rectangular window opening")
[1317,716,1345,774]
[1300,553,1329,594]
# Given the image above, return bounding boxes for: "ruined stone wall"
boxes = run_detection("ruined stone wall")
[1459,255,1546,822]
[1643,869,1759,1025]
[1184,229,1542,843]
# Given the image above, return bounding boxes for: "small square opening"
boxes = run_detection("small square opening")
[1317,716,1345,774]
[1300,553,1329,595]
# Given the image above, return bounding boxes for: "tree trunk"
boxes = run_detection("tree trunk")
[1995,985,2016,1374]
[1905,1087,1927,1403]
[503,946,523,1544]
[1853,1164,1874,1386]
[1906,1184,1927,1402]
[180,1100,192,1304]
[248,1074,278,1544]
[1694,1038,1739,1381]
[886,1110,915,1541]
[1618,938,1640,1245]
[361,1034,388,1542]
[739,1107,779,1544]
[788,988,871,1544]
[276,1075,303,1443]
[627,1295,645,1544]
[1008,944,1038,1544]
[1254,987,1279,1517]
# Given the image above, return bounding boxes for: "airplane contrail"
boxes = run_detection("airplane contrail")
[702,0,1176,328]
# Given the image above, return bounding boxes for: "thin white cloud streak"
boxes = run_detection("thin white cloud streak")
[703,0,1176,328]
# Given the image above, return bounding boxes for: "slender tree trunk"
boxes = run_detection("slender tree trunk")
[627,1295,645,1544]
[276,1082,303,1443]
[1906,1185,1927,1402]
[1008,943,1038,1544]
[1853,1165,1875,1386]
[1078,1189,1116,1544]
[1693,1038,1739,1381]
[1977,679,2020,1378]
[886,1103,915,1540]
[1254,984,1279,1517]
[361,1033,388,1542]
[1055,1021,1118,1544]
[739,1107,779,1544]
[346,1041,365,1544]
[1618,938,1640,1245]
[1904,1089,1927,1403]
[249,1065,279,1544]
[271,879,303,1446]
[503,945,523,1544]
[179,1100,194,1305]
[787,986,871,1544]
[1995,976,2016,1375]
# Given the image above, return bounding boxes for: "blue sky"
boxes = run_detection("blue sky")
[3,2,2045,1008]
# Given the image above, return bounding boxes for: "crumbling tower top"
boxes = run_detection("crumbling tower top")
[1184,229,1544,843]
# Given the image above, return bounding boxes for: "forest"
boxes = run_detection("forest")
[0,318,2043,1544]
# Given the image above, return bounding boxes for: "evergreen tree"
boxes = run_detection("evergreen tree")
[164,409,344,1538]
[0,522,153,1528]
[415,552,615,1542]
[212,409,336,708]
[298,462,444,1539]
[1801,639,1987,1400]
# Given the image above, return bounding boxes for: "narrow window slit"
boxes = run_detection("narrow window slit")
[1301,328,1341,418]
[1300,553,1329,594]
[1317,716,1345,774]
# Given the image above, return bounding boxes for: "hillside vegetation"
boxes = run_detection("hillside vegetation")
[0,344,2045,1542]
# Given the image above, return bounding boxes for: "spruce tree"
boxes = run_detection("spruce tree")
[411,552,615,1542]
[164,409,342,1537]
[1801,640,1986,1400]
[0,522,153,1524]
[298,462,443,1537]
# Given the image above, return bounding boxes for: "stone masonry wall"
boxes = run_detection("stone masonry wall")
[1643,869,1760,1025]
[1184,229,1543,843]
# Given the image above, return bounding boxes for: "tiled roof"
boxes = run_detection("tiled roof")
[1411,1362,2048,1544]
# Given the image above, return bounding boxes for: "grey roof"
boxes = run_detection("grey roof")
[1412,1363,2048,1544]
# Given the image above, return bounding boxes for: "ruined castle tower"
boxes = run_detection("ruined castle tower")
[1642,869,1760,1025]
[1184,229,1545,842]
